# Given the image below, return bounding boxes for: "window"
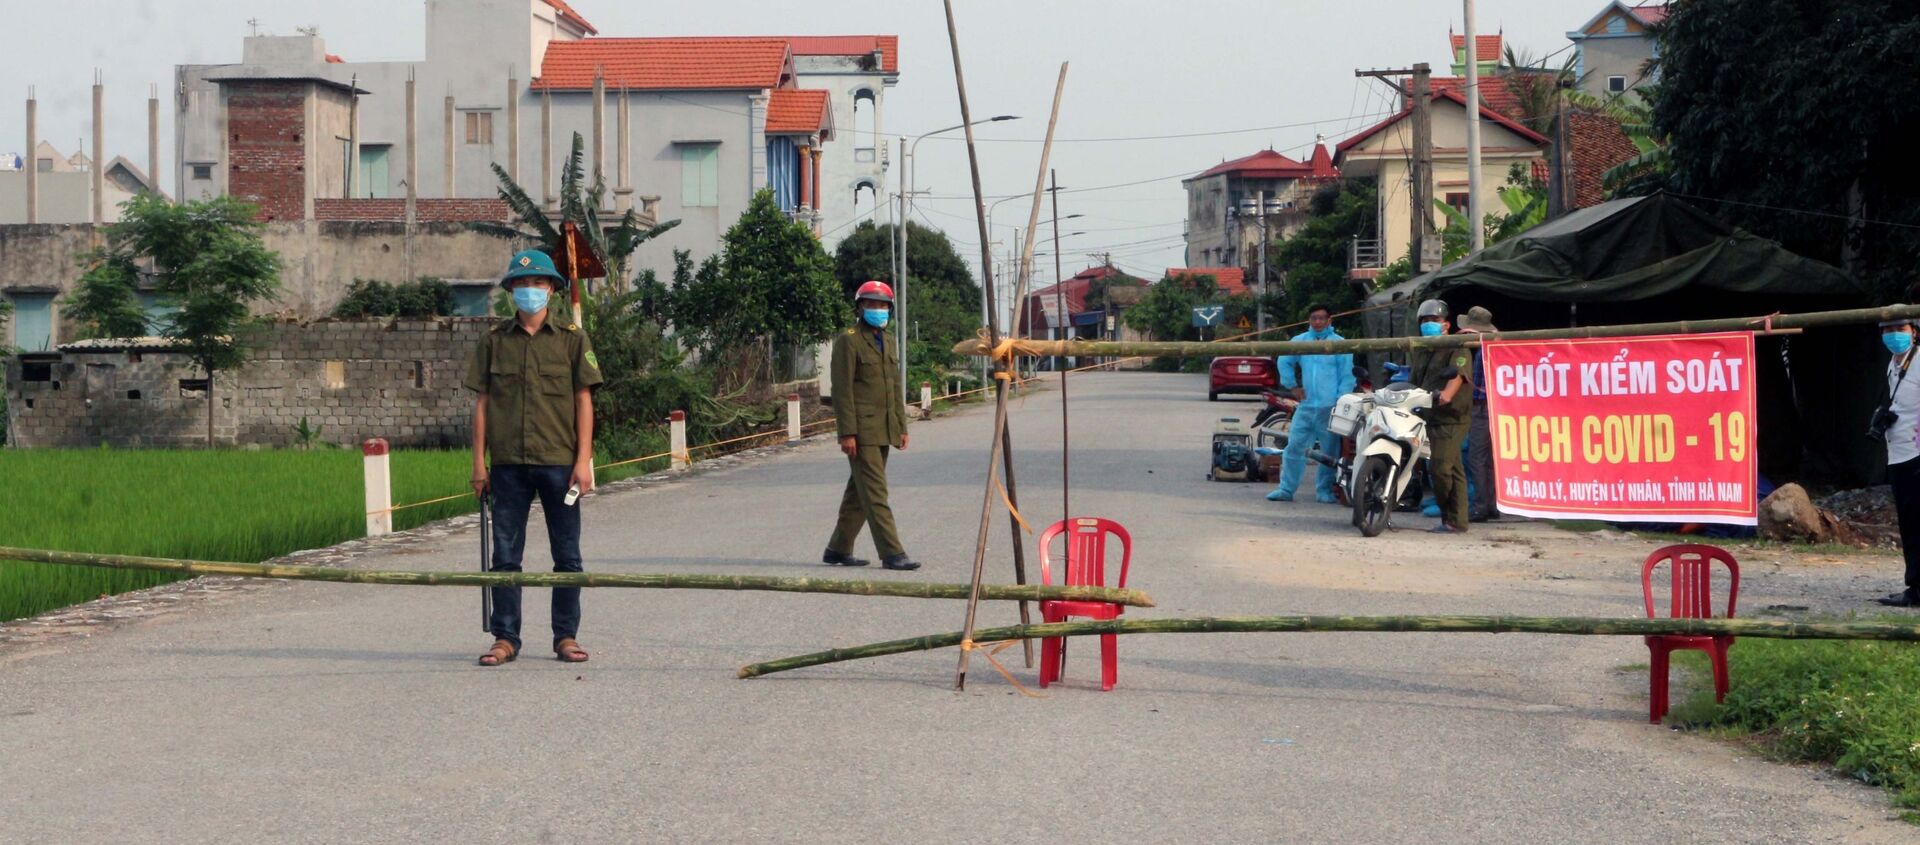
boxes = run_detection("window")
[190,163,213,180]
[8,292,55,352]
[1445,192,1470,213]
[1607,75,1628,93]
[679,143,720,208]
[358,146,391,198]
[464,111,494,145]
[36,158,54,173]
[450,285,493,317]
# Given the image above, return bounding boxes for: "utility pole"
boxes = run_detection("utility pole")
[1355,63,1435,272]
[1254,189,1269,334]
[1464,0,1484,253]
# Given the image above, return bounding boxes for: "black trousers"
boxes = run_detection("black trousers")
[1891,457,1920,591]
[1468,403,1498,519]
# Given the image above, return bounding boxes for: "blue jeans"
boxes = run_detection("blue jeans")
[487,464,582,651]
[1276,405,1341,501]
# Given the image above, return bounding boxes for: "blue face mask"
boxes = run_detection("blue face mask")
[512,286,550,315]
[1886,332,1913,355]
[1419,321,1444,337]
[1308,325,1332,339]
[862,307,891,329]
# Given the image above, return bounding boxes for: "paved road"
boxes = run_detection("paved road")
[1,373,1911,843]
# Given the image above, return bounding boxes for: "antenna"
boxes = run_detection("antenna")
[246,18,260,37]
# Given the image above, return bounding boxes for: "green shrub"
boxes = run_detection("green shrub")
[332,277,456,319]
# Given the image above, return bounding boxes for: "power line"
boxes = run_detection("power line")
[1664,191,1920,232]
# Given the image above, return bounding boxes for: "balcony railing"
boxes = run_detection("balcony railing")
[1349,236,1385,270]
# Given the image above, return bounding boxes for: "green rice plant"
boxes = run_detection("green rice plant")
[1675,627,1920,822]
[0,437,669,623]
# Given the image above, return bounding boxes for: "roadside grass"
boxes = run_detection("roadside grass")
[0,442,668,623]
[1669,625,1920,823]
[1550,521,1895,557]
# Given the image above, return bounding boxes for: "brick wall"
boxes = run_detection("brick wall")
[4,318,495,449]
[313,198,510,223]
[227,83,308,222]
[1567,110,1642,209]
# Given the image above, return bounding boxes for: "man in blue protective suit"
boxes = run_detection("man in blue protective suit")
[1267,304,1356,503]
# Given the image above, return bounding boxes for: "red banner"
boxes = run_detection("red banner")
[1482,332,1757,525]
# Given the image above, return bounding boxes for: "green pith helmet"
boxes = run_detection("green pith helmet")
[500,249,568,290]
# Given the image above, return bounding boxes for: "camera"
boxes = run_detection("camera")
[1867,405,1899,441]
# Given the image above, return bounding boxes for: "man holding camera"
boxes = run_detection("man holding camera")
[1877,318,1920,607]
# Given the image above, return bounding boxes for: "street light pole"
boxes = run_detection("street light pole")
[904,114,1017,398]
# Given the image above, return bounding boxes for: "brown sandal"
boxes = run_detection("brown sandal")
[477,639,517,666]
[554,638,589,663]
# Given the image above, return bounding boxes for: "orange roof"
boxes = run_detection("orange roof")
[1450,33,1503,63]
[541,0,597,35]
[1429,76,1527,122]
[532,38,792,91]
[1306,143,1340,180]
[1190,149,1313,181]
[787,35,899,74]
[766,89,831,135]
[1166,267,1247,296]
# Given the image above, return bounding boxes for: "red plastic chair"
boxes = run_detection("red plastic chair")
[1037,517,1132,691]
[1642,544,1740,723]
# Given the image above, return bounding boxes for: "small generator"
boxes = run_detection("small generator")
[1209,417,1254,482]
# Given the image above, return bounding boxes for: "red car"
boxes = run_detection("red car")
[1209,356,1276,401]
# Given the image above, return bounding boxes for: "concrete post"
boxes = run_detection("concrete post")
[148,87,159,197]
[541,88,554,210]
[91,73,104,225]
[669,410,689,470]
[591,71,605,188]
[363,438,392,537]
[506,72,519,186]
[614,87,633,213]
[920,381,932,413]
[404,74,418,222]
[348,76,360,197]
[24,88,37,224]
[786,394,801,442]
[444,95,456,198]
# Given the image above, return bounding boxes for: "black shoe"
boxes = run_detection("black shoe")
[1428,523,1462,534]
[1468,511,1493,523]
[822,549,870,567]
[1876,589,1919,608]
[881,554,921,571]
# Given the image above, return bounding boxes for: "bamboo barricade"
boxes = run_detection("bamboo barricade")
[954,303,1920,361]
[0,546,1156,608]
[736,614,1920,678]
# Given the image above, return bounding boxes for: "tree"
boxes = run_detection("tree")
[1124,272,1254,369]
[1436,163,1547,262]
[489,132,679,295]
[832,220,983,380]
[674,189,844,382]
[66,193,280,445]
[1264,180,1379,328]
[1653,0,1920,297]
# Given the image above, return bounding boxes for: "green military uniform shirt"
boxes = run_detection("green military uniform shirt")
[463,317,604,466]
[831,327,908,447]
[1411,343,1476,425]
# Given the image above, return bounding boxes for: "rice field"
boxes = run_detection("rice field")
[0,442,668,622]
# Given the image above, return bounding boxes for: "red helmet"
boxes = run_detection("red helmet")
[855,280,894,304]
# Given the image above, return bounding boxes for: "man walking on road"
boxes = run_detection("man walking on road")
[1411,299,1473,533]
[1458,306,1500,522]
[823,281,920,571]
[1266,304,1355,503]
[465,249,604,666]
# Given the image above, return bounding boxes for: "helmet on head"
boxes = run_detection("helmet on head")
[855,280,895,304]
[1416,299,1449,320]
[1881,318,1915,329]
[500,249,568,290]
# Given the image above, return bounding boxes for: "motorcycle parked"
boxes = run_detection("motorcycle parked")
[1313,364,1437,536]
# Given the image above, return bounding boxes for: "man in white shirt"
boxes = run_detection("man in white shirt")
[1878,318,1920,607]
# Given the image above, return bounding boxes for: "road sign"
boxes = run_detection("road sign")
[1040,299,1068,329]
[1190,305,1224,328]
[1236,316,1252,330]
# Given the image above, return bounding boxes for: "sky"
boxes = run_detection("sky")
[5,0,1613,284]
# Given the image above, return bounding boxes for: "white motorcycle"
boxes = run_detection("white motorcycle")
[1320,369,1436,537]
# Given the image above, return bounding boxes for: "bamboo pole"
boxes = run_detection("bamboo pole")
[0,547,1156,607]
[955,304,1920,360]
[737,614,1920,678]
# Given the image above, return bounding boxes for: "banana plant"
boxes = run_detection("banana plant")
[485,132,680,297]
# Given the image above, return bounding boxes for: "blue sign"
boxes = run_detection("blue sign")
[1190,305,1224,328]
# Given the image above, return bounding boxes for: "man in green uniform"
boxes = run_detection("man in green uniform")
[465,249,604,666]
[1411,298,1474,534]
[822,280,920,571]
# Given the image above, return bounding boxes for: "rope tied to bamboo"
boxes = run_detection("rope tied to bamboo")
[960,638,1044,697]
[964,328,1055,365]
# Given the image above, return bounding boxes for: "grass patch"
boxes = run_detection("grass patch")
[1673,626,1920,821]
[0,440,669,623]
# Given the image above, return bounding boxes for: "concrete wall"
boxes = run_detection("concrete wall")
[5,318,492,449]
[1576,36,1655,98]
[0,221,515,349]
[0,172,139,224]
[1338,101,1545,265]
[795,57,893,249]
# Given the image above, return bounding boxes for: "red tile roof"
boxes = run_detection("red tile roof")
[1428,76,1528,123]
[541,0,597,35]
[1306,143,1341,180]
[1021,266,1131,333]
[1190,150,1314,181]
[1166,267,1247,296]
[532,38,793,91]
[1630,3,1669,25]
[1335,87,1548,155]
[1450,33,1504,63]
[1566,109,1642,208]
[786,35,899,74]
[765,89,831,135]
[324,54,344,64]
